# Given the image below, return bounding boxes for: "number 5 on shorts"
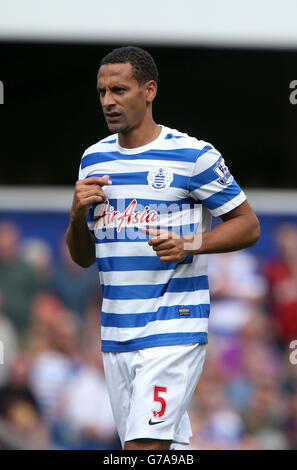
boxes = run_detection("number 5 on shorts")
[153,386,167,417]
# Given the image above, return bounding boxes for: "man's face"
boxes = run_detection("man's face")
[97,62,148,134]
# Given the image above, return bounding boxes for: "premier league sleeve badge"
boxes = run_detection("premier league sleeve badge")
[213,159,233,186]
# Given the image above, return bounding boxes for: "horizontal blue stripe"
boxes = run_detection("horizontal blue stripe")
[189,156,222,191]
[88,172,189,189]
[101,139,117,144]
[165,134,185,139]
[97,255,193,272]
[202,181,242,210]
[81,148,203,169]
[101,275,208,300]
[101,304,210,327]
[101,332,208,352]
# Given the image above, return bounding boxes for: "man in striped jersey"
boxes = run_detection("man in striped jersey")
[66,46,260,450]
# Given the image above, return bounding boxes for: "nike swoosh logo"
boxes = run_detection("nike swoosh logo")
[148,419,165,425]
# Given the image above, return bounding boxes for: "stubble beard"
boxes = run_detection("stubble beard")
[107,120,131,135]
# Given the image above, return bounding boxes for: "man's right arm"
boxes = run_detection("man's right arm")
[66,175,112,268]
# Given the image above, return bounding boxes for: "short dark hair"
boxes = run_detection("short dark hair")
[100,46,158,85]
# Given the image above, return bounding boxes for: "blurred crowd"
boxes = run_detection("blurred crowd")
[0,221,120,450]
[1,219,297,450]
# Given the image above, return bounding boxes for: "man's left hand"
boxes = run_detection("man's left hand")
[143,228,194,262]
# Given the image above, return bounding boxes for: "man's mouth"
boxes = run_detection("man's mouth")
[105,112,122,122]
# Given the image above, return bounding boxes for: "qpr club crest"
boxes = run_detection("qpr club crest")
[147,167,173,191]
[213,159,233,186]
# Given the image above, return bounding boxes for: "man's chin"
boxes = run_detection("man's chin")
[106,122,129,134]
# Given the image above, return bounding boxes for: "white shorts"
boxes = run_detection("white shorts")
[102,343,207,448]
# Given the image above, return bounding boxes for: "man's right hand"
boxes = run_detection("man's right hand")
[70,175,112,222]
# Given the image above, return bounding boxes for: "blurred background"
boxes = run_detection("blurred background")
[1,0,297,450]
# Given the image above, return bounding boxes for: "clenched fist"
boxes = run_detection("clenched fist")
[70,175,112,223]
[143,228,197,262]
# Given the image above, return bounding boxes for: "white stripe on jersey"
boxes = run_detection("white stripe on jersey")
[101,317,208,342]
[191,148,221,176]
[83,131,202,155]
[96,242,158,258]
[101,290,210,315]
[100,256,208,286]
[193,178,230,201]
[101,184,189,201]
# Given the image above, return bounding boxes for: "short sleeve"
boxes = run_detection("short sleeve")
[189,144,246,217]
[78,160,95,231]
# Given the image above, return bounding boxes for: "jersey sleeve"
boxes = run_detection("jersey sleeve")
[189,144,246,217]
[78,159,95,231]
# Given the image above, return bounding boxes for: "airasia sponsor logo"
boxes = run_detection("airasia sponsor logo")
[94,199,157,232]
[93,198,203,250]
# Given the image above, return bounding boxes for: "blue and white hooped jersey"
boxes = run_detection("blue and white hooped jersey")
[79,125,246,352]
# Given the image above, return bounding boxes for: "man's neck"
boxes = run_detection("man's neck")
[118,120,161,149]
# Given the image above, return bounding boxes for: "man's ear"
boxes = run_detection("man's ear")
[145,80,157,103]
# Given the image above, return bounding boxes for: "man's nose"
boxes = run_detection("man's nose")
[102,91,116,108]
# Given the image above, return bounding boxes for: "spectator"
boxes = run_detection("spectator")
[208,250,267,339]
[28,308,80,429]
[177,344,245,450]
[222,308,281,410]
[27,292,65,356]
[54,337,120,449]
[0,352,50,449]
[240,375,289,449]
[284,388,297,449]
[264,223,297,346]
[0,290,19,386]
[0,222,41,336]
[21,237,53,291]
[50,236,98,321]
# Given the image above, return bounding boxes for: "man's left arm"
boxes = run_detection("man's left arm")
[197,199,260,255]
[145,142,260,261]
[144,200,260,262]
